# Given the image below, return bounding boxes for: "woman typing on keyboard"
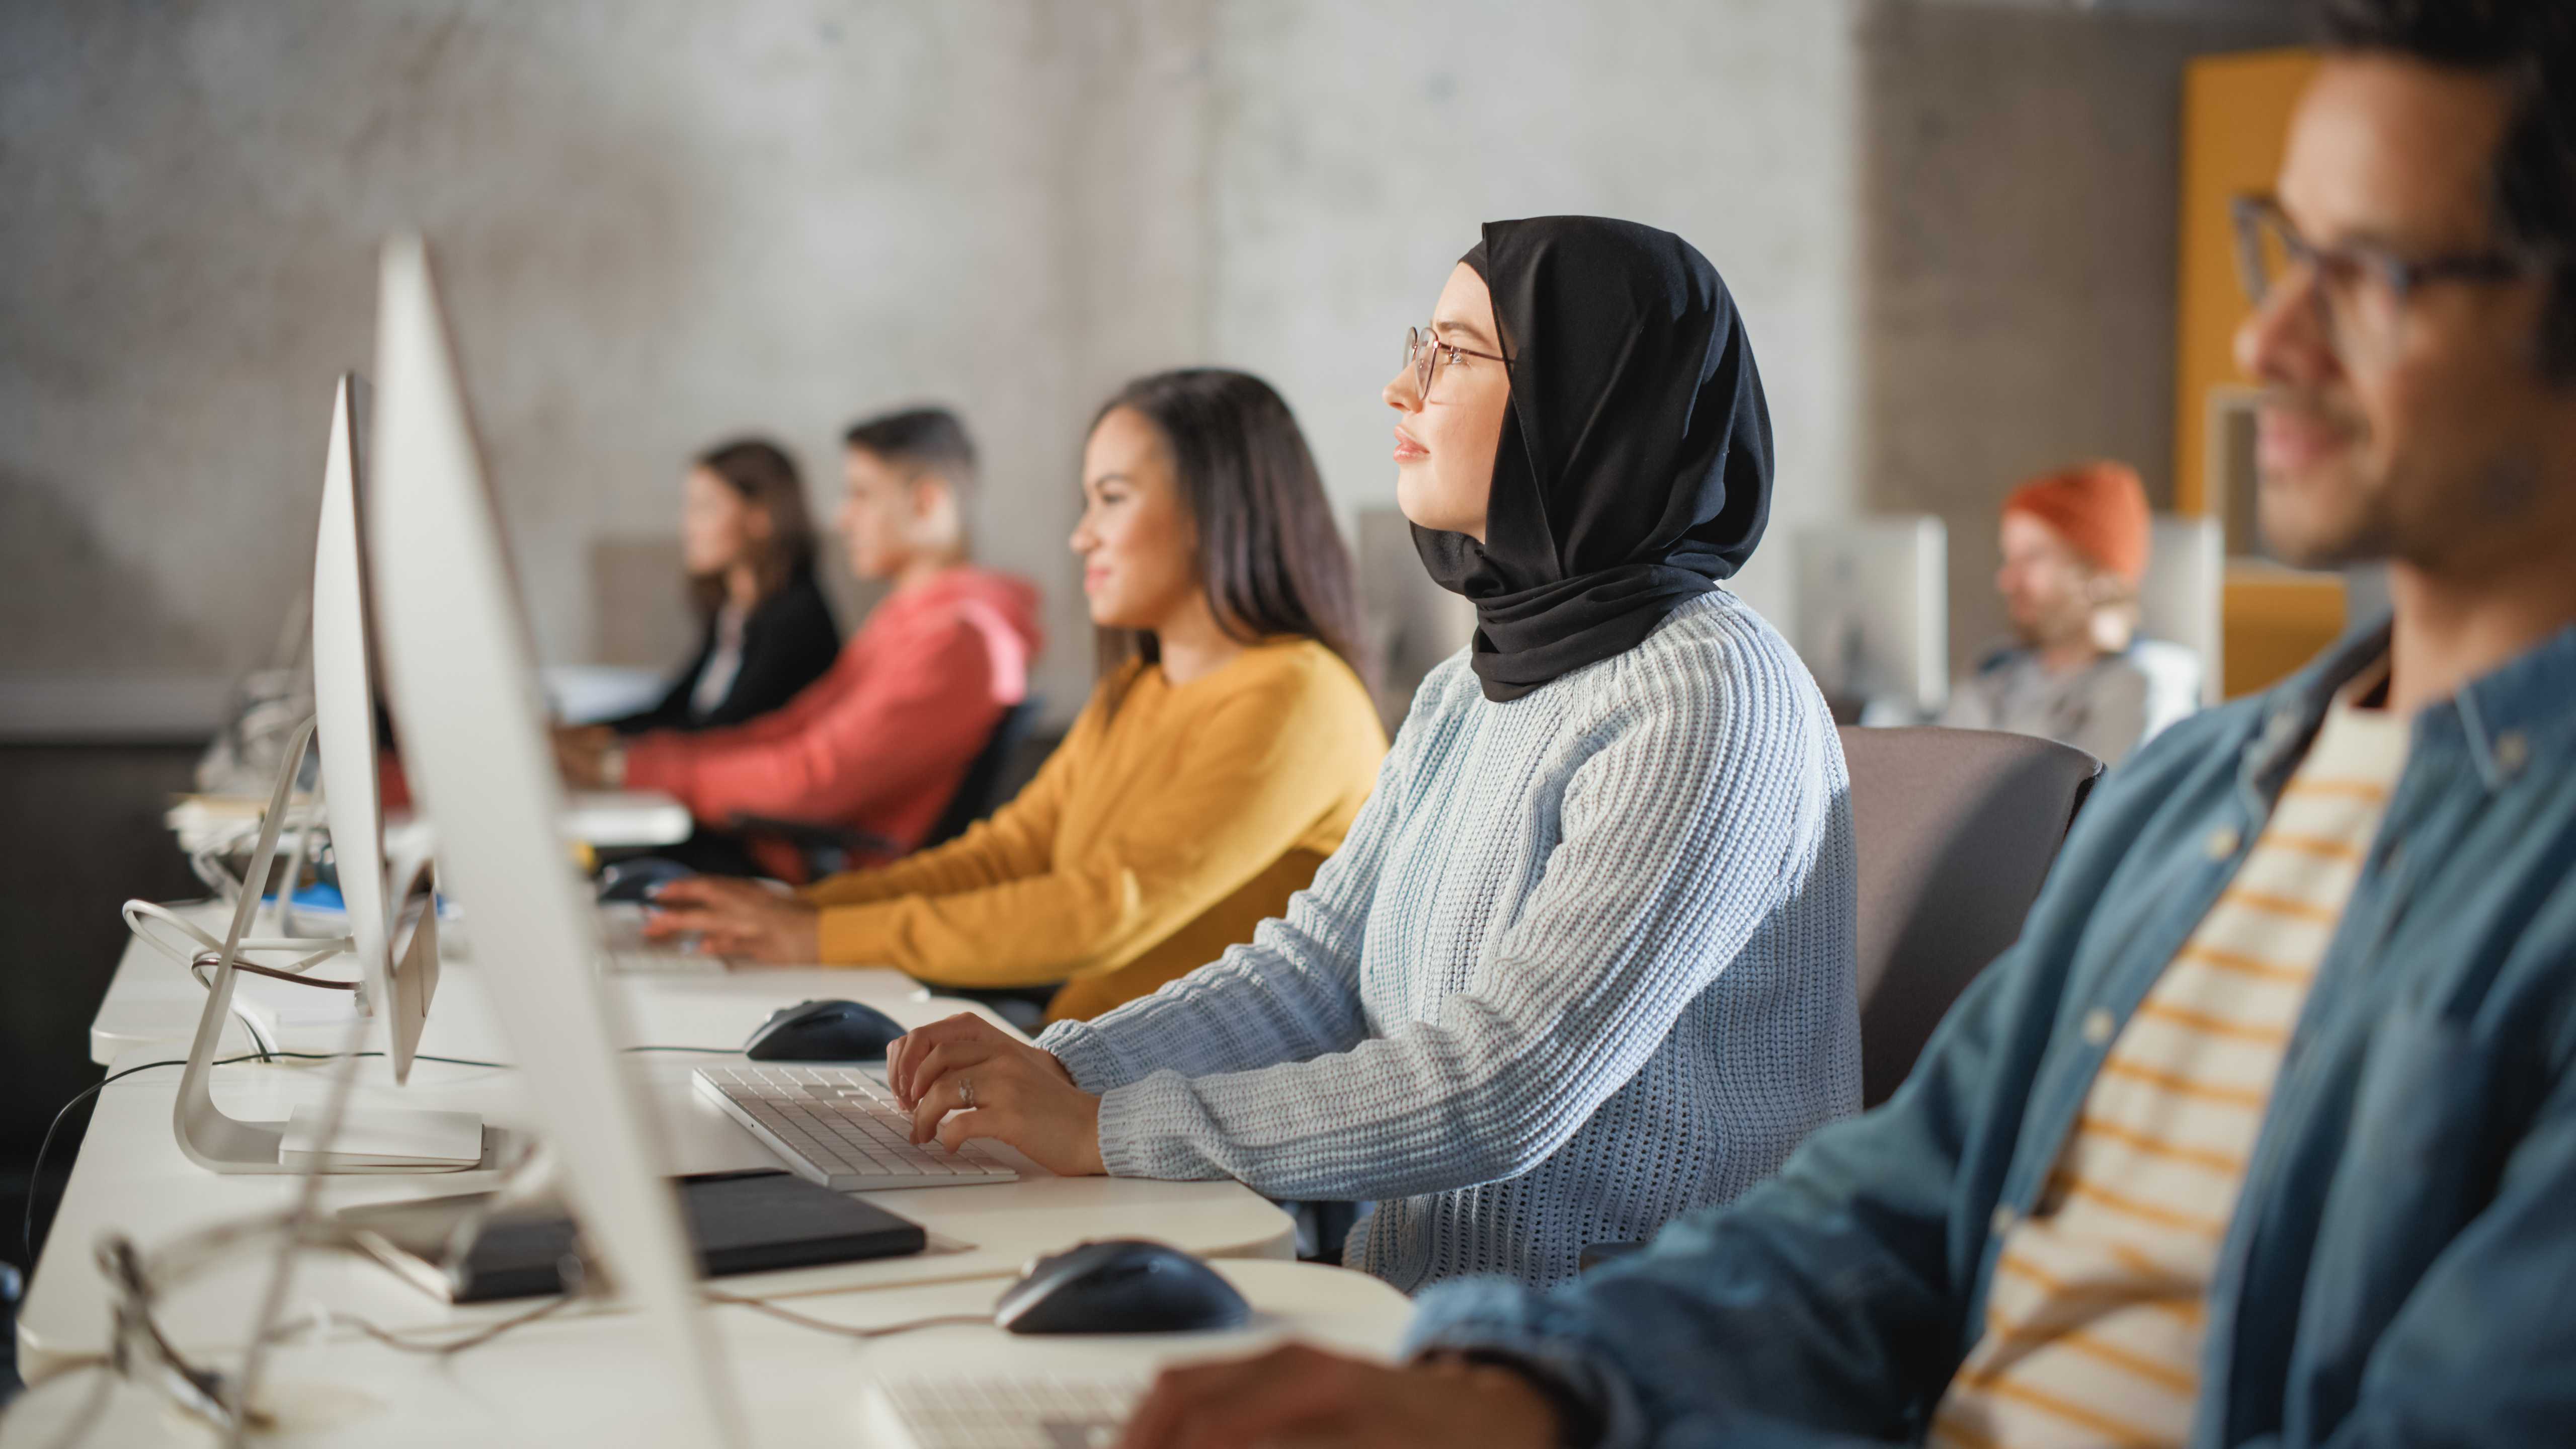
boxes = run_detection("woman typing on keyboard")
[883,217,1861,1293]
[645,369,1390,1022]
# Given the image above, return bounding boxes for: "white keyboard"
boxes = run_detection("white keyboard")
[691,1064,1020,1191]
[605,946,728,976]
[868,1374,1144,1449]
[595,902,730,975]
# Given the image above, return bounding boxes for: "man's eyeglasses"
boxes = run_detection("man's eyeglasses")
[1404,325,1506,400]
[2229,194,2532,368]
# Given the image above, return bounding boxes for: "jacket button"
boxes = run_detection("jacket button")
[2497,731,2530,773]
[1990,1205,2018,1237]
[2082,1008,2116,1046]
[2206,826,2241,860]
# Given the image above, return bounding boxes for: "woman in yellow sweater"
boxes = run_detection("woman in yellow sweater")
[647,369,1388,1021]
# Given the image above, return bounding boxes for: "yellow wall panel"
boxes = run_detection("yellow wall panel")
[2174,48,2317,518]
[2222,565,2346,699]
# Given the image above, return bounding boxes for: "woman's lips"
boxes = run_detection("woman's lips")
[1083,566,1109,593]
[1392,428,1429,462]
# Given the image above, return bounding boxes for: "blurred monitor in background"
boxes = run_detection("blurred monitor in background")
[1941,460,2201,766]
[1793,515,1949,726]
[594,436,841,735]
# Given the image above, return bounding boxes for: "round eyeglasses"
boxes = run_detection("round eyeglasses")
[1404,325,1506,400]
[2230,194,2531,369]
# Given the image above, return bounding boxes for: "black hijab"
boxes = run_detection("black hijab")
[1413,216,1773,701]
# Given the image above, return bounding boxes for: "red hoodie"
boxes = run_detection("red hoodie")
[622,566,1043,869]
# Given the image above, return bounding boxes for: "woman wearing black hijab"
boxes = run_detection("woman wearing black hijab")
[886,216,1860,1299]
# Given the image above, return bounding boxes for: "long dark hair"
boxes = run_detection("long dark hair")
[1090,369,1363,706]
[688,437,817,614]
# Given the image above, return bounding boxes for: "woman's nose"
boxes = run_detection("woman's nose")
[1383,366,1421,413]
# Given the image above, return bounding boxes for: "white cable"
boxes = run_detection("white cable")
[121,901,350,974]
[122,901,354,1059]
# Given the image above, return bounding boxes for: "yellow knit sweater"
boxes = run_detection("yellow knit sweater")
[798,637,1387,1020]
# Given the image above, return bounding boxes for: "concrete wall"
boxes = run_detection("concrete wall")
[2,0,2308,735]
[1205,0,1859,630]
[0,0,1212,728]
[1855,0,2305,674]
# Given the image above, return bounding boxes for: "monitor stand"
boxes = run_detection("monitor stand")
[173,715,484,1175]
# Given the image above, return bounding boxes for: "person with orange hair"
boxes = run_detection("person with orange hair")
[1939,460,2201,765]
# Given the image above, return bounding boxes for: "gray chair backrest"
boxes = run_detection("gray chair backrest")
[1840,726,2105,1107]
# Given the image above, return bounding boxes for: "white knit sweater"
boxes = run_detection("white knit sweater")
[1037,590,1860,1292]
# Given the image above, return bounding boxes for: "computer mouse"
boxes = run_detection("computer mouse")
[994,1240,1250,1335]
[743,999,907,1062]
[597,856,697,904]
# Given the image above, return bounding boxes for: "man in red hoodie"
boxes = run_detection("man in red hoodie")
[560,408,1043,876]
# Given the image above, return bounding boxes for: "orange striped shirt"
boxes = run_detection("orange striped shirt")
[1930,663,2407,1449]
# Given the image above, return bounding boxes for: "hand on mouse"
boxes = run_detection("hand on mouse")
[641,876,822,963]
[1115,1343,1568,1449]
[887,1013,1103,1177]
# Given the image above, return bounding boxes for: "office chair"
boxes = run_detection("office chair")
[1579,726,2104,1273]
[733,697,1043,878]
[1838,725,2103,1106]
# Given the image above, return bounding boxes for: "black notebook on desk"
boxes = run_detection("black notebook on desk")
[340,1168,927,1303]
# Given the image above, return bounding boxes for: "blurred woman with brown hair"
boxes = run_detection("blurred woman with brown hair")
[602,437,839,733]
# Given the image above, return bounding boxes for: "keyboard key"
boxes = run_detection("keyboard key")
[691,1066,1018,1191]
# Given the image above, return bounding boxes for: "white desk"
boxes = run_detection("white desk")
[162,791,691,863]
[86,901,970,1068]
[23,905,1348,1423]
[0,1257,1412,1448]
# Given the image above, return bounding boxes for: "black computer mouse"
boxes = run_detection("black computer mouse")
[597,856,697,904]
[994,1240,1251,1335]
[742,999,907,1062]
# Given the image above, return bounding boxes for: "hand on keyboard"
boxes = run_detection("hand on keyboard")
[642,875,822,963]
[693,1064,1019,1190]
[886,1013,1106,1178]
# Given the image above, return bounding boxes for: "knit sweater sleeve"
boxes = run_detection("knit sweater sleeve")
[1065,634,1841,1200]
[1036,684,1424,1090]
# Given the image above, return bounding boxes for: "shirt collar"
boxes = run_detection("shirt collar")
[2444,616,2576,790]
[2243,612,2576,797]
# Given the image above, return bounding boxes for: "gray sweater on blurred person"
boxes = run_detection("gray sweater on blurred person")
[1036,591,1861,1292]
[1941,637,2204,768]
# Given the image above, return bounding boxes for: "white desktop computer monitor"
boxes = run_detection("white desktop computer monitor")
[310,371,449,1085]
[156,375,483,1177]
[2139,513,2224,709]
[367,231,745,1446]
[1793,516,1949,720]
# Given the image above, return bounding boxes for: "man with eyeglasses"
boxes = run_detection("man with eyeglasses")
[1112,2,2576,1444]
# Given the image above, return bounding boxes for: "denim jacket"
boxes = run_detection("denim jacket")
[1410,619,2576,1448]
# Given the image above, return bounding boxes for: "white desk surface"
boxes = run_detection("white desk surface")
[0,1257,1412,1448]
[27,905,1312,1395]
[88,900,961,1068]
[162,791,692,857]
